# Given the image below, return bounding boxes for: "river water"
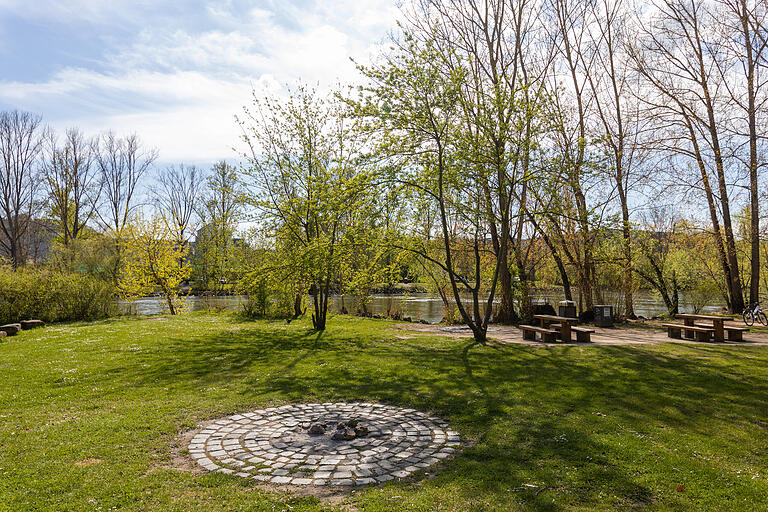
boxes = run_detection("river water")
[120,291,725,323]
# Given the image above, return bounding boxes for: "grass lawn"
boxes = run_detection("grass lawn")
[1,313,767,511]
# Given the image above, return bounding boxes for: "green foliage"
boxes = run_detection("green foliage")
[45,233,120,279]
[240,85,392,330]
[688,279,723,314]
[119,215,191,315]
[353,30,514,339]
[0,268,115,323]
[238,269,296,319]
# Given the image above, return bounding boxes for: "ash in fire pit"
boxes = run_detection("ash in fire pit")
[308,418,369,440]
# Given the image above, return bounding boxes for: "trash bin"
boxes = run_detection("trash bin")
[594,305,614,327]
[558,300,577,318]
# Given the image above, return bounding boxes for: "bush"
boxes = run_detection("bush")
[687,279,722,314]
[239,275,295,319]
[441,301,463,324]
[0,269,116,324]
[242,279,270,318]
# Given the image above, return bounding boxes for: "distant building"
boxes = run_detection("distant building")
[0,216,57,265]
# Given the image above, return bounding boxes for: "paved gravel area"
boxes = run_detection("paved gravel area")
[394,322,768,346]
[189,402,460,487]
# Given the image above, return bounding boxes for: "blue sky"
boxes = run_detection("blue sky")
[0,0,398,167]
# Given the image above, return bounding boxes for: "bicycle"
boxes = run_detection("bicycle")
[742,302,768,326]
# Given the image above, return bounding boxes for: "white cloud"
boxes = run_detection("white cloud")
[0,0,399,165]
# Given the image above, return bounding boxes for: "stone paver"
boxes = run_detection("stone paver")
[188,402,460,487]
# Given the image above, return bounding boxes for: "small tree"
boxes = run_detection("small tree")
[240,85,384,331]
[119,215,190,315]
[193,161,242,291]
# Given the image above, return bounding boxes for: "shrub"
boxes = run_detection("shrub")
[441,301,462,324]
[688,279,722,314]
[239,275,295,319]
[242,279,270,318]
[0,269,116,324]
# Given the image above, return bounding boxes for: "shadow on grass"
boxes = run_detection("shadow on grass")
[109,321,768,510]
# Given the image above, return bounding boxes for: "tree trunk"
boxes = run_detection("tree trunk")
[496,250,516,323]
[699,53,744,313]
[621,209,635,319]
[687,120,735,312]
[739,0,761,305]
[293,293,304,318]
[311,287,327,331]
[671,272,679,315]
[165,292,177,315]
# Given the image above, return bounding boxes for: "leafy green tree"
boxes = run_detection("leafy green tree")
[354,31,507,343]
[240,85,387,331]
[405,0,545,323]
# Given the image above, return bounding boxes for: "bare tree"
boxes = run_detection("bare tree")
[542,0,605,311]
[0,110,44,267]
[95,131,157,234]
[712,0,768,305]
[583,0,648,318]
[43,128,101,247]
[629,0,746,312]
[154,164,202,245]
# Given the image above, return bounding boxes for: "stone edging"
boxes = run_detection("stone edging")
[188,402,460,487]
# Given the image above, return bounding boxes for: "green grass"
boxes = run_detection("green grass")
[1,313,767,511]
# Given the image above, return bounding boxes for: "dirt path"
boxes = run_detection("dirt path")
[392,321,768,347]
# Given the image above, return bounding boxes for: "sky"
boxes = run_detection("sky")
[0,0,400,168]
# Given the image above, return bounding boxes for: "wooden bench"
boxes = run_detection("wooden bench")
[519,325,558,342]
[695,323,749,341]
[724,326,749,341]
[662,323,714,342]
[571,326,595,343]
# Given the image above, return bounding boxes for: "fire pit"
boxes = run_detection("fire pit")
[188,402,461,487]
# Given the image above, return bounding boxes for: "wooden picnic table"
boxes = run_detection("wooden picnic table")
[675,314,726,342]
[534,314,579,342]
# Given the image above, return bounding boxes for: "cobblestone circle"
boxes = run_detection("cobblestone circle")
[188,402,461,487]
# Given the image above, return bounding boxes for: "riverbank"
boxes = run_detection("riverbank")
[121,289,730,323]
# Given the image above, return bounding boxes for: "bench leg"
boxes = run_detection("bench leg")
[667,327,681,339]
[695,330,711,342]
[727,330,743,341]
[684,328,695,339]
[522,329,535,341]
[576,332,591,343]
[541,332,556,343]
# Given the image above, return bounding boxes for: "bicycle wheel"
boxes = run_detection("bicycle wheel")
[743,310,755,326]
[758,311,768,326]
